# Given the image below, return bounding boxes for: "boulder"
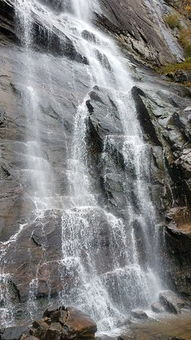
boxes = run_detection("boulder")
[151,302,166,313]
[44,323,62,340]
[159,290,189,313]
[43,305,67,321]
[0,325,28,340]
[173,70,191,83]
[131,309,148,320]
[19,306,97,340]
[64,307,97,338]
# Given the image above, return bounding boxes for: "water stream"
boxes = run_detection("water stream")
[0,0,165,332]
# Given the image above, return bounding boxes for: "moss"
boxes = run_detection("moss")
[179,28,191,57]
[185,82,191,87]
[164,14,181,29]
[157,59,191,87]
[157,58,191,73]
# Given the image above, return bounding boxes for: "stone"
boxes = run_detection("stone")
[18,306,97,340]
[44,323,62,340]
[64,307,97,338]
[0,109,5,125]
[174,70,190,83]
[32,320,49,330]
[43,305,67,319]
[159,290,189,313]
[31,320,49,338]
[131,309,148,320]
[0,325,28,340]
[151,302,166,313]
[20,336,39,340]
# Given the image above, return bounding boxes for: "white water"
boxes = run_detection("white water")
[0,0,164,331]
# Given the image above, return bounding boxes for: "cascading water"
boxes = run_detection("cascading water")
[0,0,165,332]
[58,0,162,330]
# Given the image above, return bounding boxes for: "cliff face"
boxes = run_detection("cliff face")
[0,0,191,333]
[96,0,184,66]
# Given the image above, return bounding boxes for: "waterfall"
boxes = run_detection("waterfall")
[0,0,165,332]
[15,0,56,210]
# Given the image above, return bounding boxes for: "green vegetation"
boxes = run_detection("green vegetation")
[179,28,191,57]
[163,0,191,58]
[158,58,191,74]
[159,0,191,86]
[157,58,191,87]
[164,14,181,29]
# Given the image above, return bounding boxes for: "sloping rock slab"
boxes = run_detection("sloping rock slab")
[159,290,190,314]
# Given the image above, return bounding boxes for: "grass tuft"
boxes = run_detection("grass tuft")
[164,14,181,29]
[157,58,191,74]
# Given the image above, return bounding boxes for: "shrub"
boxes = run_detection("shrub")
[164,14,181,29]
[179,28,191,57]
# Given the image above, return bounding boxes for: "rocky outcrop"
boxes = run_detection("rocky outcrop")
[96,0,183,66]
[23,306,97,340]
[0,306,97,340]
[159,290,190,313]
[131,81,191,296]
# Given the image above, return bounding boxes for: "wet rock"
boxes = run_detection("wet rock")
[175,149,191,175]
[64,307,97,338]
[87,86,123,146]
[0,108,5,125]
[97,0,182,66]
[20,306,97,340]
[0,325,28,340]
[43,305,67,320]
[151,302,166,313]
[159,290,189,313]
[33,24,88,64]
[131,309,148,320]
[131,86,162,146]
[31,319,49,338]
[44,324,62,340]
[173,70,191,83]
[20,336,39,340]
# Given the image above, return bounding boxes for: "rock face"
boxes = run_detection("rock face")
[131,82,191,297]
[96,0,183,66]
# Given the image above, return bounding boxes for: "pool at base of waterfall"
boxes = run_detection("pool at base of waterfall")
[97,312,191,340]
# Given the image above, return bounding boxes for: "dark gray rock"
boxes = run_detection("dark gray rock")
[159,290,189,313]
[131,309,148,320]
[151,302,166,313]
[0,325,28,340]
[173,70,191,83]
[20,336,39,340]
